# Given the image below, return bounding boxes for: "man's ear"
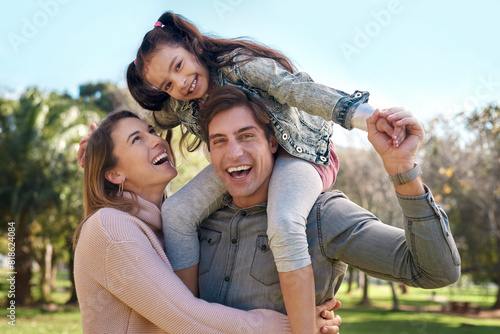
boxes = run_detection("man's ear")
[105,169,125,185]
[269,135,279,154]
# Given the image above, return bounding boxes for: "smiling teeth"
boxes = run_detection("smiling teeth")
[188,78,196,93]
[152,152,168,165]
[227,165,251,173]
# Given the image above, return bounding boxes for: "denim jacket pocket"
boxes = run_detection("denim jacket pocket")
[199,227,222,275]
[250,235,280,286]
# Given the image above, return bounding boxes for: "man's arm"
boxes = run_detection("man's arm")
[317,109,460,288]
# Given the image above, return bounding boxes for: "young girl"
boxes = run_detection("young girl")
[126,11,402,334]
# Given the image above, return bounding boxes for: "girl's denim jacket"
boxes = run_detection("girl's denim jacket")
[142,52,370,166]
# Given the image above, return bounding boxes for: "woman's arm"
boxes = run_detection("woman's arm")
[104,225,291,333]
[104,221,341,333]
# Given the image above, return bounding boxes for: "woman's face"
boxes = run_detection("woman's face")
[143,45,211,101]
[109,117,177,196]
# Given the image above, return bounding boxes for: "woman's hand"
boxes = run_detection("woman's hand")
[316,299,342,333]
[77,123,98,168]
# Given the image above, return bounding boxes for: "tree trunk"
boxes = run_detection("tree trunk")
[355,270,360,290]
[66,250,78,304]
[51,261,58,290]
[347,266,354,293]
[389,281,399,311]
[15,217,33,306]
[359,273,371,306]
[16,242,33,306]
[40,241,53,303]
[492,283,500,309]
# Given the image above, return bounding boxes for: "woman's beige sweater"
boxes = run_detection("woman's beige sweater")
[74,194,290,333]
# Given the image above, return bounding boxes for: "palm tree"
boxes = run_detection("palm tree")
[0,88,102,305]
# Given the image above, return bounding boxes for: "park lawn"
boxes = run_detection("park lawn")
[1,304,82,334]
[1,269,499,333]
[335,282,500,333]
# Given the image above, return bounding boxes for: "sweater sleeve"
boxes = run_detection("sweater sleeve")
[104,220,291,333]
[228,55,370,130]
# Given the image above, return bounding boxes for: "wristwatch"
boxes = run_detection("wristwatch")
[389,163,422,185]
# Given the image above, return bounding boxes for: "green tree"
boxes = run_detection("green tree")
[423,105,500,309]
[79,81,141,113]
[0,88,102,305]
[335,146,403,308]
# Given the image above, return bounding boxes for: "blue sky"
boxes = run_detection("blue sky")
[1,0,499,125]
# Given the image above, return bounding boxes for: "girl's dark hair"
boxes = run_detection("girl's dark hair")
[127,11,296,112]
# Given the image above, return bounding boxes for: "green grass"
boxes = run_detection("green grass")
[0,305,82,334]
[334,282,500,333]
[0,268,82,334]
[1,268,499,333]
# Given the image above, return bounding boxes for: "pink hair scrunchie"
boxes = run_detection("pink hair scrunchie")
[154,21,163,28]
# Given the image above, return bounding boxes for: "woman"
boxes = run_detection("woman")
[73,110,341,333]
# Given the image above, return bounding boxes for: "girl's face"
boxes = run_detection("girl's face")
[143,45,211,101]
[108,117,177,199]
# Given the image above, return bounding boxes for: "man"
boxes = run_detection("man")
[190,86,460,314]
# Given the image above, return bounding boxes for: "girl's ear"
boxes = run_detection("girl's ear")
[105,169,125,185]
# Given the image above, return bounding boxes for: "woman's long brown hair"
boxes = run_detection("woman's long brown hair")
[72,110,174,250]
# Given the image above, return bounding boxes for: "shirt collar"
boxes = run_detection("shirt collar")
[221,192,267,214]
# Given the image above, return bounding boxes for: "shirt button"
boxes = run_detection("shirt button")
[296,147,303,153]
[354,92,363,98]
[224,276,230,282]
[320,156,327,162]
[241,211,247,217]
[261,245,267,250]
[282,133,289,140]
[231,238,237,244]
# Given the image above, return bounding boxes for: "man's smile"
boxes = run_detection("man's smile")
[227,165,252,179]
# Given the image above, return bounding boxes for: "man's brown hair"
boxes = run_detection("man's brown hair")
[198,86,274,150]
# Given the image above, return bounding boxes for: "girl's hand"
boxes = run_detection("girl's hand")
[316,299,342,333]
[381,108,407,148]
[374,108,407,148]
[77,123,98,168]
[367,108,424,175]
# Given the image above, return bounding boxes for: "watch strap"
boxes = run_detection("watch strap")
[389,163,421,186]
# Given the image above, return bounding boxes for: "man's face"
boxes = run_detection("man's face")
[208,105,278,208]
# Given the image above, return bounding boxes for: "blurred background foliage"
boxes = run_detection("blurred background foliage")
[0,82,499,314]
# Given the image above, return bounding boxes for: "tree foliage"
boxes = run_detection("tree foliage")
[0,88,103,305]
[335,145,403,307]
[423,105,500,308]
